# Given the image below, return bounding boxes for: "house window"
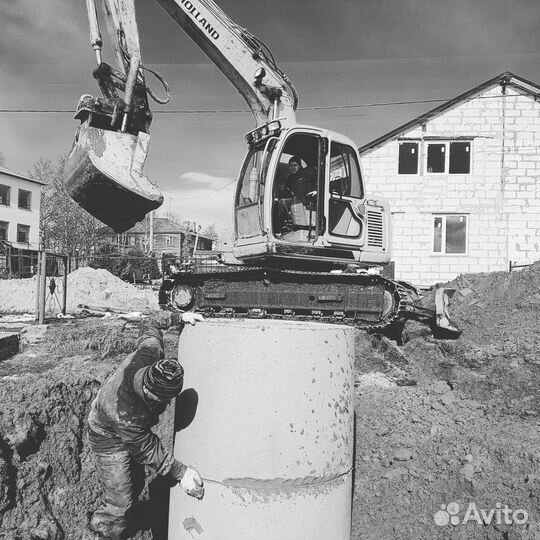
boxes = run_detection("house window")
[130,236,136,246]
[17,224,30,244]
[0,185,10,205]
[166,236,174,246]
[426,141,470,174]
[18,189,32,210]
[433,215,467,254]
[0,221,8,241]
[427,144,445,173]
[398,142,419,174]
[449,142,471,174]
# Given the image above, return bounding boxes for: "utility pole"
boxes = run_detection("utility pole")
[149,211,154,252]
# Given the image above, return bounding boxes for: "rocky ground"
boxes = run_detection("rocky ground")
[0,318,178,540]
[0,262,539,539]
[353,262,540,539]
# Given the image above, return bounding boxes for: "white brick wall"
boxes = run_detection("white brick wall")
[361,83,540,286]
[0,171,43,249]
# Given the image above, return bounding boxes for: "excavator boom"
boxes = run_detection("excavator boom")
[153,0,298,127]
[64,0,299,233]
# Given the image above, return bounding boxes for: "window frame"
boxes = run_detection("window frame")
[0,221,8,241]
[432,214,468,255]
[18,189,32,210]
[329,142,364,199]
[397,141,420,175]
[16,224,30,244]
[425,140,471,175]
[0,184,11,206]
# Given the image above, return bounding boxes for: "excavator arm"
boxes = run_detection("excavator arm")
[154,0,298,127]
[90,0,298,128]
[64,0,298,233]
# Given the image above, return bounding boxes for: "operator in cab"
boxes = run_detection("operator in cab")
[275,155,317,234]
[85,311,205,540]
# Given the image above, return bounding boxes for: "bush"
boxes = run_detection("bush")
[89,244,161,282]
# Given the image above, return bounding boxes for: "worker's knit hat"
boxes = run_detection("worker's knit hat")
[143,358,184,400]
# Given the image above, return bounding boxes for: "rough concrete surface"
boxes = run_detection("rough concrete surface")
[0,262,539,539]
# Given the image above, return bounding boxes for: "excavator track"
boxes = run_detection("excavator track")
[159,267,435,332]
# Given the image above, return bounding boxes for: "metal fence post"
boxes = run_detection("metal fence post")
[62,255,68,315]
[35,250,42,320]
[38,251,47,324]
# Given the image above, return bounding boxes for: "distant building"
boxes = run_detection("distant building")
[97,216,213,257]
[0,166,45,250]
[360,72,540,286]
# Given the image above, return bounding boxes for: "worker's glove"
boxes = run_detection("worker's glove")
[181,312,205,326]
[153,311,182,329]
[180,466,205,499]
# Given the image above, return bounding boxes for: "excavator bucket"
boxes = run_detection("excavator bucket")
[433,287,462,338]
[64,120,163,233]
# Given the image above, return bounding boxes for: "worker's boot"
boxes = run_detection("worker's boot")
[83,513,126,540]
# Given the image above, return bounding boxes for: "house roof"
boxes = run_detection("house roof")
[97,217,212,241]
[0,165,46,186]
[359,72,540,155]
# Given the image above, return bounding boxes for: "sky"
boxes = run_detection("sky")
[1,0,540,233]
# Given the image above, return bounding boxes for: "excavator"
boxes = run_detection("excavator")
[64,0,460,337]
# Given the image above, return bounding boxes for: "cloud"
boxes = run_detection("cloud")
[157,172,236,231]
[157,184,235,232]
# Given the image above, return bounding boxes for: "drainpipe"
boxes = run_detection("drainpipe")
[149,211,154,253]
[500,80,510,269]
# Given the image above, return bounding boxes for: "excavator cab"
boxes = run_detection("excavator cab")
[233,122,391,270]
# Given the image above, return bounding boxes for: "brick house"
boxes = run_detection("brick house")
[97,217,213,257]
[359,72,540,286]
[0,166,45,250]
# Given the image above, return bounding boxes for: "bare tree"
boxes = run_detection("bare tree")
[201,223,219,249]
[31,157,100,256]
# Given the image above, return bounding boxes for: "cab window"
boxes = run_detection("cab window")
[329,143,364,199]
[236,140,275,208]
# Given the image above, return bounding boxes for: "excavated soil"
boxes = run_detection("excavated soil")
[0,262,539,539]
[0,319,178,540]
[0,267,159,315]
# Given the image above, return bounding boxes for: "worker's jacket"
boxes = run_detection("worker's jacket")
[87,318,181,476]
[283,167,317,206]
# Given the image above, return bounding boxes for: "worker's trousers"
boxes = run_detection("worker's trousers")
[88,430,142,540]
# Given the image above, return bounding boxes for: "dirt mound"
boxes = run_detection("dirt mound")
[0,267,159,315]
[65,267,159,314]
[446,260,540,347]
[351,262,540,538]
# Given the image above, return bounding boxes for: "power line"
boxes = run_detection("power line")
[165,179,236,200]
[0,94,506,115]
[179,179,236,199]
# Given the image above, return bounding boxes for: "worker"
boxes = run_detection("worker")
[276,155,317,234]
[85,311,205,540]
